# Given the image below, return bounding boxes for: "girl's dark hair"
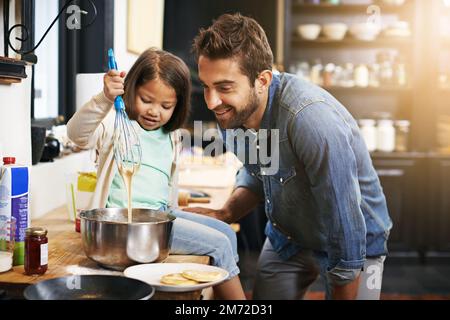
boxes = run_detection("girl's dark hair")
[192,13,273,86]
[123,48,191,132]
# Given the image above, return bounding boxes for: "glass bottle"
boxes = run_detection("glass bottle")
[342,63,355,87]
[377,51,394,87]
[323,63,335,87]
[354,64,370,88]
[296,61,311,81]
[25,227,48,275]
[310,59,323,86]
[377,119,396,152]
[395,120,410,152]
[369,63,380,88]
[359,119,377,152]
[394,55,407,87]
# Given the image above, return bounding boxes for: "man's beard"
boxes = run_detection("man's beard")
[216,90,260,129]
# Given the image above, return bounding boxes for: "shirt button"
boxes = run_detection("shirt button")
[251,172,255,176]
[266,199,270,204]
[272,222,277,227]
[280,178,283,183]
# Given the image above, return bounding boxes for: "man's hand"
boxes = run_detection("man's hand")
[183,207,229,222]
[182,187,261,224]
[332,275,361,300]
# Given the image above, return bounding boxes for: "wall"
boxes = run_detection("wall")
[0,0,32,165]
[33,0,59,118]
[114,0,139,71]
[29,150,94,219]
[0,72,32,165]
[113,0,165,71]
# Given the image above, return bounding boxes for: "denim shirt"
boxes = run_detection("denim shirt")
[221,73,392,282]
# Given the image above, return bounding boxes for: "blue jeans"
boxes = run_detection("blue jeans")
[168,208,240,279]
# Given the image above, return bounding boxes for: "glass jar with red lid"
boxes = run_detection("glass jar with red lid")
[24,227,48,275]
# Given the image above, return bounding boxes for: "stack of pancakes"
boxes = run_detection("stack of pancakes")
[160,270,223,286]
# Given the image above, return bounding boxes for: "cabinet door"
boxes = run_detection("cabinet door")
[430,158,450,251]
[372,157,426,252]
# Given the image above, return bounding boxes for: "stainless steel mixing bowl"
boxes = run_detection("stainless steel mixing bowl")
[80,208,176,271]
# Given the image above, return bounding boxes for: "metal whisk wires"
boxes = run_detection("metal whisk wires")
[108,49,142,173]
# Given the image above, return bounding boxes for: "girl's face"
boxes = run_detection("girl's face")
[134,78,177,131]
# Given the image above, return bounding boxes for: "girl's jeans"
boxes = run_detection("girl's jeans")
[167,208,240,279]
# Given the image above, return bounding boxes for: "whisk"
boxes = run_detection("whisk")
[107,49,142,173]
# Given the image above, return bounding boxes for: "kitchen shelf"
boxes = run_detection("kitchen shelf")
[370,151,428,159]
[323,85,413,94]
[0,56,27,81]
[292,2,413,14]
[291,36,413,48]
[285,0,438,154]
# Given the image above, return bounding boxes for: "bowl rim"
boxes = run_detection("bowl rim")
[79,208,176,225]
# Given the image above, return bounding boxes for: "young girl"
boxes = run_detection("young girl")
[67,48,245,300]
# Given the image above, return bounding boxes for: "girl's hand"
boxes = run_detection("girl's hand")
[103,70,126,103]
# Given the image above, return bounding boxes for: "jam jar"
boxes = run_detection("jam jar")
[25,227,48,275]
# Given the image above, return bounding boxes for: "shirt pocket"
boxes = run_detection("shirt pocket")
[268,166,297,186]
[247,165,263,181]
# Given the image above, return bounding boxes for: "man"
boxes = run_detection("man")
[185,13,392,300]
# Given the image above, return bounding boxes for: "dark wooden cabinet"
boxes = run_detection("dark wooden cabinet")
[429,156,450,252]
[371,153,450,257]
[372,153,428,254]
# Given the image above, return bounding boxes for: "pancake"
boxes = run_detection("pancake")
[181,270,223,283]
[160,273,199,286]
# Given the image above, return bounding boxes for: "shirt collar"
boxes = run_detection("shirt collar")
[260,72,280,130]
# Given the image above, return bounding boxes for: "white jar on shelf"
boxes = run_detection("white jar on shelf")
[394,120,410,152]
[377,119,395,152]
[358,119,377,152]
[354,64,369,88]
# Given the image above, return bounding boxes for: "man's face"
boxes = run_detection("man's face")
[198,56,261,129]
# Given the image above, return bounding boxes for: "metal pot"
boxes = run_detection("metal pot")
[80,208,175,271]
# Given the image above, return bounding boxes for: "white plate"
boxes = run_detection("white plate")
[123,263,229,292]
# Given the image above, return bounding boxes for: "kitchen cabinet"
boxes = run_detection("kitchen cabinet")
[371,153,450,257]
[372,153,428,254]
[428,155,450,252]
[283,0,435,152]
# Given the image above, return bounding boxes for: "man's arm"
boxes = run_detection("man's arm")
[184,164,264,222]
[290,102,366,299]
[183,186,261,223]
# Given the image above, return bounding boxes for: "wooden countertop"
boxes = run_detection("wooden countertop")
[0,162,238,299]
[0,206,211,299]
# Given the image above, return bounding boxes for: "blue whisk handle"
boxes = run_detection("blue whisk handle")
[114,97,125,111]
[107,49,125,111]
[108,48,118,70]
